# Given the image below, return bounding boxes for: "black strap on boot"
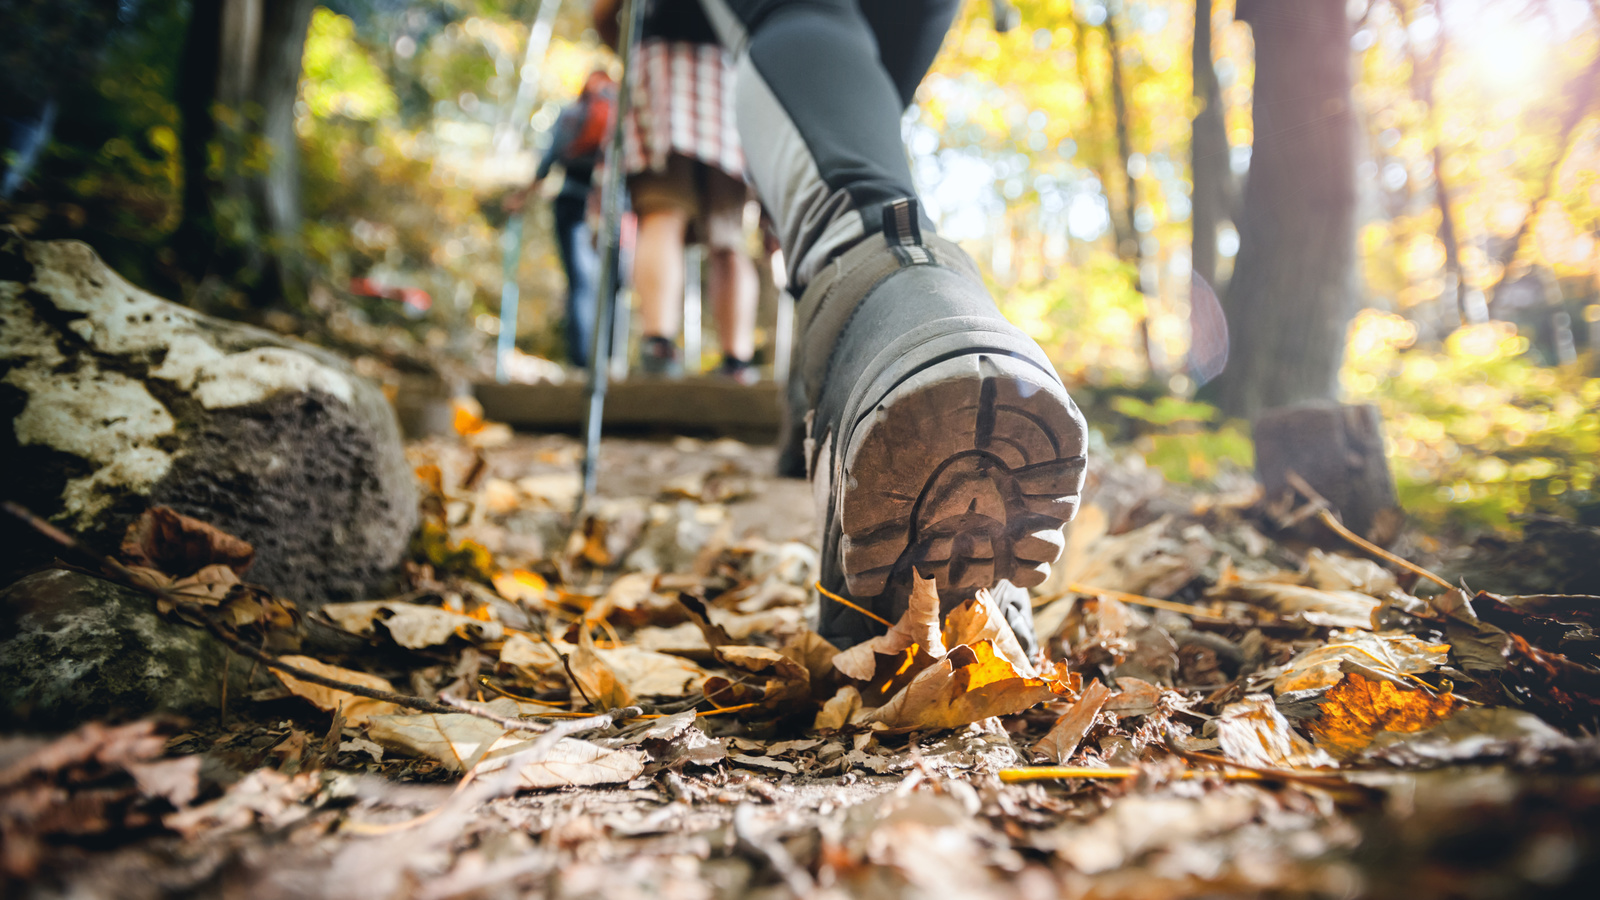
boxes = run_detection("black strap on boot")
[792,198,982,408]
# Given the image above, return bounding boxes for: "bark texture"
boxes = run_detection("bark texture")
[1204,0,1357,419]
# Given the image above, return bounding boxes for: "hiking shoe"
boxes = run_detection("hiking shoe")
[638,335,683,377]
[797,200,1088,655]
[717,355,758,385]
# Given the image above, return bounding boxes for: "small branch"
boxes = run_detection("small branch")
[1278,471,1453,590]
[437,694,549,733]
[1160,733,1353,791]
[536,621,595,711]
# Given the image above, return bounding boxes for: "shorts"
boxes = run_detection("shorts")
[627,154,750,252]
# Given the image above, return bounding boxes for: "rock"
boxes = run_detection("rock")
[0,570,250,729]
[1,235,417,606]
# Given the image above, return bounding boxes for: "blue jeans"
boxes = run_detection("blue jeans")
[553,195,597,368]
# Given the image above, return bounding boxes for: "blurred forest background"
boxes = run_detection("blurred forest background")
[3,0,1598,534]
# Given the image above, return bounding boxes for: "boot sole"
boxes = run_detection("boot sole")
[836,351,1088,599]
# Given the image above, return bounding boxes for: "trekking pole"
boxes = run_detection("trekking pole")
[579,0,646,511]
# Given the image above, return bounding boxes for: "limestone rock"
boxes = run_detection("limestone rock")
[1,235,417,606]
[0,569,250,729]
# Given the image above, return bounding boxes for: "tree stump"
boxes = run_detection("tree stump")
[1254,402,1401,544]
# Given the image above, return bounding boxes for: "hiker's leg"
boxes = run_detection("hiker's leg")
[633,208,687,341]
[857,0,962,108]
[700,0,1088,653]
[629,156,700,347]
[702,165,757,365]
[697,0,947,286]
[553,195,596,368]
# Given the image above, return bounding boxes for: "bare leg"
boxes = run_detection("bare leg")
[634,207,690,339]
[709,246,757,361]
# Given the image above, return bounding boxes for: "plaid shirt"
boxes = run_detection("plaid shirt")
[621,39,744,181]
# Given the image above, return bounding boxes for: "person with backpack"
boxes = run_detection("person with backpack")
[506,69,616,369]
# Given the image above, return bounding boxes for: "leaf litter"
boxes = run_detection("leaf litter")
[6,433,1600,899]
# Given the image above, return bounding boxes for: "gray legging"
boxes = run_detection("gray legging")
[696,0,961,290]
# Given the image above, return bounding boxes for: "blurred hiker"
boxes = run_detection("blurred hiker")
[595,0,760,383]
[506,70,617,369]
[597,0,1089,654]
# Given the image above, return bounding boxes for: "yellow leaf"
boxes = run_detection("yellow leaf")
[492,569,549,606]
[864,641,1068,732]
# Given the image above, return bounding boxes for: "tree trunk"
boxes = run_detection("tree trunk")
[1202,0,1357,420]
[1102,12,1162,375]
[1190,0,1230,290]
[251,0,317,307]
[175,0,224,275]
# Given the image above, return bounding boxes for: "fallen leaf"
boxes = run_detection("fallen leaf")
[491,569,549,605]
[814,685,862,731]
[125,757,202,808]
[366,713,510,772]
[1212,582,1380,630]
[833,573,946,682]
[1103,676,1164,717]
[1364,707,1572,765]
[1034,679,1111,763]
[943,587,1037,676]
[1302,549,1398,595]
[1306,672,1460,760]
[1215,694,1335,768]
[729,754,799,774]
[164,769,319,838]
[562,626,635,710]
[121,506,254,577]
[499,632,708,698]
[272,655,399,724]
[320,600,505,649]
[864,641,1071,732]
[1273,630,1450,694]
[474,737,645,789]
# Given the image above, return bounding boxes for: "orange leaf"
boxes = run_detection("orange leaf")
[1307,672,1460,760]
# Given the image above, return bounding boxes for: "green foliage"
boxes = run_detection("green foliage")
[302,8,400,120]
[1111,395,1217,426]
[1140,425,1254,486]
[1344,311,1600,532]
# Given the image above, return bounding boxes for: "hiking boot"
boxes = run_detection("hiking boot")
[717,355,758,385]
[797,200,1088,655]
[638,335,683,378]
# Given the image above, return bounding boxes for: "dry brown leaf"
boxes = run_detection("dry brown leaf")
[1215,694,1335,768]
[570,626,637,710]
[498,633,707,697]
[833,573,945,681]
[864,641,1071,732]
[320,600,504,649]
[272,655,399,724]
[1306,672,1460,760]
[474,737,645,789]
[121,506,255,577]
[366,713,510,771]
[1212,582,1381,630]
[1103,676,1165,716]
[1034,679,1111,763]
[780,628,839,685]
[814,685,862,731]
[942,587,1036,676]
[1273,630,1450,694]
[1302,549,1398,595]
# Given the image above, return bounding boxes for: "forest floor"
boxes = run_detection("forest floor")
[5,424,1600,900]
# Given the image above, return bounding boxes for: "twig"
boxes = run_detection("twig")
[814,581,892,627]
[437,695,547,733]
[999,766,1267,783]
[536,619,596,711]
[1051,582,1238,622]
[1281,471,1453,590]
[1160,733,1353,791]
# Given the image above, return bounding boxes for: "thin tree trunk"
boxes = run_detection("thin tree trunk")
[252,0,317,306]
[175,0,224,275]
[1102,11,1161,375]
[1202,0,1357,420]
[1190,0,1230,290]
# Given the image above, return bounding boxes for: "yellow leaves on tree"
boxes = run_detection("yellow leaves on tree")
[1308,672,1461,760]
